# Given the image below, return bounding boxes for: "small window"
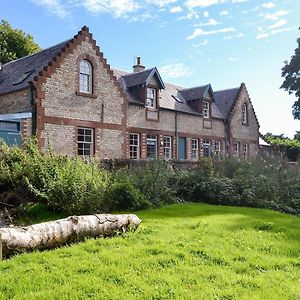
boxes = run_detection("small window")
[163,136,172,160]
[214,141,221,160]
[147,135,157,159]
[243,143,249,160]
[191,139,199,160]
[77,127,94,156]
[80,60,92,93]
[146,88,156,108]
[203,140,211,157]
[242,103,248,124]
[203,101,210,118]
[0,121,20,132]
[233,142,240,158]
[130,133,139,159]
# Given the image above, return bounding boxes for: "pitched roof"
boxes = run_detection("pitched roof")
[121,67,165,89]
[214,87,240,119]
[0,40,71,95]
[178,85,210,101]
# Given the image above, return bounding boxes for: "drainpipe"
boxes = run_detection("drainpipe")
[29,83,36,136]
[175,110,178,160]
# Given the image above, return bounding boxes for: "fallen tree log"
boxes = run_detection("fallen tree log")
[0,214,141,258]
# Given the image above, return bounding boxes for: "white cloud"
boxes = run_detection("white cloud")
[30,0,69,19]
[268,19,287,29]
[148,0,177,7]
[170,6,182,13]
[256,32,269,39]
[82,0,140,18]
[186,27,235,39]
[192,39,209,47]
[204,11,209,17]
[228,56,239,61]
[185,0,221,9]
[271,27,293,35]
[194,18,221,26]
[264,10,289,21]
[232,0,249,2]
[224,32,245,40]
[220,10,229,16]
[261,2,275,9]
[159,63,193,78]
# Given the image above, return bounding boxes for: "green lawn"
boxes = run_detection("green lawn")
[1,203,300,299]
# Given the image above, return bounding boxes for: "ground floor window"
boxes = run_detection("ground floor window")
[147,135,157,159]
[233,142,240,158]
[214,141,221,159]
[203,140,211,157]
[163,136,172,160]
[77,127,94,156]
[130,133,139,159]
[243,143,249,160]
[191,139,199,160]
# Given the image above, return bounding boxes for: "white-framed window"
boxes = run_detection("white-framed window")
[214,141,221,159]
[79,60,92,93]
[147,135,157,159]
[243,143,249,160]
[146,88,156,108]
[203,140,211,157]
[130,133,139,159]
[163,136,172,160]
[77,127,94,156]
[233,142,240,158]
[203,101,210,118]
[242,103,248,124]
[191,139,199,160]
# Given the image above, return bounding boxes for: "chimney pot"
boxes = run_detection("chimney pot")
[133,56,145,73]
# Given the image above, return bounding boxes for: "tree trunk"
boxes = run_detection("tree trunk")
[0,214,141,258]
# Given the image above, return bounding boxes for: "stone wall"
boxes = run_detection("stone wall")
[0,89,31,114]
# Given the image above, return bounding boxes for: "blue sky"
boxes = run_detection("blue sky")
[2,0,299,137]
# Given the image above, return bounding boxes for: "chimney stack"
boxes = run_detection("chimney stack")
[133,56,145,73]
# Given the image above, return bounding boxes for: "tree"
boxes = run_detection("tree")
[294,131,300,141]
[0,20,40,64]
[281,30,300,120]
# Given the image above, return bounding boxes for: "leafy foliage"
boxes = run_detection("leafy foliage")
[0,20,40,64]
[281,31,300,119]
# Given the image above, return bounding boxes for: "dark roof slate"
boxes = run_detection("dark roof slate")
[214,87,240,119]
[122,68,154,88]
[178,85,210,101]
[0,40,71,95]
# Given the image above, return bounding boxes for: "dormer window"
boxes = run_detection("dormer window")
[242,103,248,124]
[146,88,156,108]
[80,60,92,93]
[203,101,210,118]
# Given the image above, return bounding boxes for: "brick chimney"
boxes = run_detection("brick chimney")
[133,56,145,73]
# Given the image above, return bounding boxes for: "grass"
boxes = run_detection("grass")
[1,203,300,299]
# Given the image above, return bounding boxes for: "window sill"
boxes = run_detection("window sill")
[76,91,97,99]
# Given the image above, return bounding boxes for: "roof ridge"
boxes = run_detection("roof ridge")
[214,87,240,93]
[121,67,155,77]
[2,39,71,67]
[179,84,210,91]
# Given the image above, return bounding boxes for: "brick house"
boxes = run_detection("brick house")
[0,26,259,160]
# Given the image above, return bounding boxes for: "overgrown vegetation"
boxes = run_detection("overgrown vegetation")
[0,139,299,217]
[1,203,300,299]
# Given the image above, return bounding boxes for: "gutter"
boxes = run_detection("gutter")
[29,83,36,135]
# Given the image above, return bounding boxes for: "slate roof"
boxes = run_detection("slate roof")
[113,68,225,119]
[0,40,71,95]
[214,87,240,119]
[178,85,210,101]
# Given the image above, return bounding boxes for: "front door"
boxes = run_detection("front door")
[178,137,186,160]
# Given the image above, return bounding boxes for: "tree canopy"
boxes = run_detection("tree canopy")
[0,20,40,64]
[281,31,300,120]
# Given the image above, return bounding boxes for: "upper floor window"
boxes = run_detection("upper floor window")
[80,60,92,93]
[146,88,156,108]
[203,101,210,118]
[242,103,248,124]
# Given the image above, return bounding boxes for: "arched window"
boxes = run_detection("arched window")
[79,60,92,93]
[242,103,248,124]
